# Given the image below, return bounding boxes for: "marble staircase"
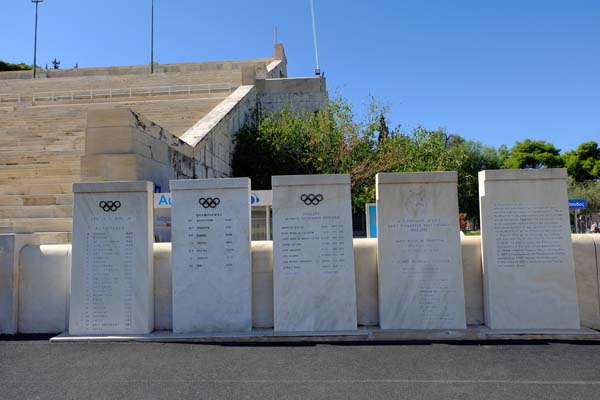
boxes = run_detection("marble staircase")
[0,67,251,235]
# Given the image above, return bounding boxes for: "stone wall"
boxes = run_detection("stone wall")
[4,235,600,334]
[181,86,257,178]
[81,109,196,192]
[256,77,328,115]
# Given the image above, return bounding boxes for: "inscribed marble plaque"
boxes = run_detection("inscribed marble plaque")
[272,174,357,332]
[479,169,580,329]
[69,181,154,335]
[171,178,252,333]
[376,172,467,330]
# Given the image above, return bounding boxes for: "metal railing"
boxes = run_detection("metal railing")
[30,82,234,103]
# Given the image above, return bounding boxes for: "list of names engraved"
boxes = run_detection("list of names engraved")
[181,209,236,270]
[280,210,347,276]
[80,215,134,332]
[491,202,568,268]
[386,217,457,321]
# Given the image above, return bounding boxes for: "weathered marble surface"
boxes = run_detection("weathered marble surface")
[19,244,71,333]
[354,238,379,326]
[479,169,580,329]
[461,236,484,325]
[376,172,467,330]
[272,174,357,332]
[0,234,19,334]
[69,181,154,335]
[1,233,69,334]
[153,243,172,331]
[573,234,600,329]
[171,178,252,333]
[252,241,274,328]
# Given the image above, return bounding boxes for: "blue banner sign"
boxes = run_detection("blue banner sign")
[569,199,587,210]
[366,203,377,238]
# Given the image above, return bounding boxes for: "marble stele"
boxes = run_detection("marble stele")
[376,172,467,330]
[170,178,252,333]
[479,169,580,329]
[272,174,357,332]
[69,181,154,335]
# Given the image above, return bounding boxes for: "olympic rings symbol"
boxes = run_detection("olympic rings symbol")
[199,197,220,209]
[99,200,121,212]
[300,193,324,206]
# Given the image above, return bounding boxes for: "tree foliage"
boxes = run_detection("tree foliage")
[502,139,564,169]
[0,61,32,71]
[232,96,599,222]
[232,97,500,219]
[563,141,600,183]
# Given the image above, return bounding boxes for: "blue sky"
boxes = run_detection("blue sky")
[2,0,599,152]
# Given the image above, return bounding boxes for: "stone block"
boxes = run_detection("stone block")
[376,172,466,330]
[171,178,252,333]
[69,181,154,335]
[479,169,580,329]
[252,240,274,328]
[18,244,71,333]
[461,236,484,325]
[354,238,378,326]
[573,234,600,329]
[154,243,172,331]
[1,233,67,334]
[272,174,357,332]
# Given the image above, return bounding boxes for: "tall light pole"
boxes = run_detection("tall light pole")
[309,0,320,76]
[32,0,44,78]
[150,0,154,73]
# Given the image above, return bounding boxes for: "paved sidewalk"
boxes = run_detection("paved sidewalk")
[2,339,600,399]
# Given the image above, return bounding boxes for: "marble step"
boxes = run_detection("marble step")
[0,205,73,219]
[0,194,73,206]
[0,175,80,185]
[0,183,73,195]
[0,167,79,178]
[0,217,72,234]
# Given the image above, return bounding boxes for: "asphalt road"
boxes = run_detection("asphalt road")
[2,338,600,399]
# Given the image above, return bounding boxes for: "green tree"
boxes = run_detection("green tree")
[502,139,564,169]
[563,141,600,182]
[447,137,502,220]
[568,178,600,213]
[0,61,32,71]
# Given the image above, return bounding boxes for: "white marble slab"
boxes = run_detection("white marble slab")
[171,178,252,333]
[19,244,71,334]
[69,181,154,335]
[153,243,173,331]
[354,238,379,326]
[376,172,467,330]
[272,174,357,332]
[252,241,274,328]
[479,169,580,329]
[0,233,62,334]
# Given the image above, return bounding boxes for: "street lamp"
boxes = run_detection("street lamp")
[32,0,44,78]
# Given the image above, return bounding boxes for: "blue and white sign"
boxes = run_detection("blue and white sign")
[250,190,273,206]
[154,193,172,208]
[569,199,587,210]
[154,190,273,208]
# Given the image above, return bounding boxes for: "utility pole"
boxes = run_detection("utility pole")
[32,0,44,78]
[150,0,154,73]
